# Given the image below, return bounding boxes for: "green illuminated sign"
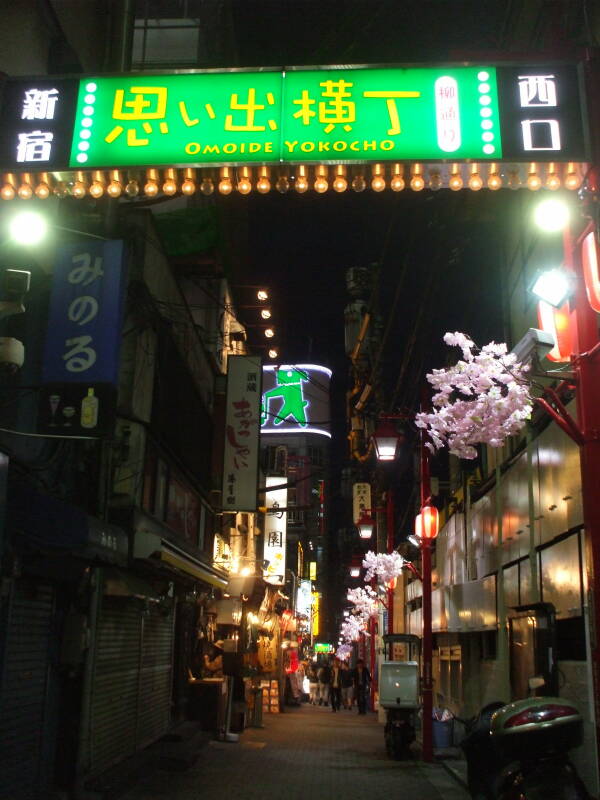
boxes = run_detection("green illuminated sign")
[70,67,501,168]
[314,643,334,654]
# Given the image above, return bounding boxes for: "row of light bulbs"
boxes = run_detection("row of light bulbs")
[250,289,278,360]
[0,162,582,201]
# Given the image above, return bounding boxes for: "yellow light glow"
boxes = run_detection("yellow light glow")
[257,290,268,301]
[333,176,348,192]
[527,163,542,191]
[268,348,278,359]
[410,164,424,191]
[487,169,502,190]
[17,183,33,200]
[219,178,233,195]
[257,166,271,194]
[314,176,328,193]
[163,179,177,195]
[182,178,196,195]
[564,163,580,190]
[72,181,87,199]
[106,180,122,198]
[371,164,385,192]
[449,165,463,191]
[35,174,51,199]
[468,165,483,191]
[264,327,275,338]
[143,180,158,197]
[261,309,271,319]
[1,184,15,200]
[391,175,405,191]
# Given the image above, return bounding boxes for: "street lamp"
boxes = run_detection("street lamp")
[349,566,360,578]
[530,267,573,308]
[8,210,48,245]
[533,197,570,233]
[372,419,402,461]
[356,510,375,539]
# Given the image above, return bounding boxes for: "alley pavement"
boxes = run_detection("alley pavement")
[121,703,470,800]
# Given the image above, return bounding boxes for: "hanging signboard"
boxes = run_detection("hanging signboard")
[352,482,372,524]
[261,363,332,439]
[263,476,287,585]
[38,239,126,437]
[296,579,312,617]
[222,355,262,512]
[0,64,588,170]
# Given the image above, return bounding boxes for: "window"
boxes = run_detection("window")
[308,446,324,467]
[439,646,462,704]
[133,1,202,69]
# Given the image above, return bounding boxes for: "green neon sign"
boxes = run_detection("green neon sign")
[69,66,501,168]
[314,643,334,654]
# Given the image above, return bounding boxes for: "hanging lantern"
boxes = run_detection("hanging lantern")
[357,511,375,539]
[420,505,440,540]
[372,419,401,461]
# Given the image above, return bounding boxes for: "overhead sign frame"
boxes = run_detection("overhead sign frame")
[0,61,589,171]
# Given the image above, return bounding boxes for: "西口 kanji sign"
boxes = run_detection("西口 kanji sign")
[0,63,588,170]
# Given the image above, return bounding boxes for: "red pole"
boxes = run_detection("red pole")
[565,221,600,770]
[420,395,433,763]
[387,490,394,635]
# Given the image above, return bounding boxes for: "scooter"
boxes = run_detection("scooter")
[461,694,590,799]
[379,634,421,759]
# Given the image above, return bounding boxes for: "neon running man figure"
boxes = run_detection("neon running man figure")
[261,368,309,427]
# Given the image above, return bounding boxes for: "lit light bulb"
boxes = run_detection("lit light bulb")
[533,198,570,233]
[257,176,270,193]
[351,174,366,192]
[107,180,122,198]
[261,309,272,319]
[468,172,483,191]
[564,167,580,190]
[144,180,158,197]
[182,178,196,195]
[9,211,48,245]
[125,180,139,197]
[429,172,442,191]
[527,171,542,191]
[371,174,385,192]
[264,328,275,338]
[72,181,87,199]
[390,175,405,191]
[1,183,15,200]
[295,176,309,193]
[314,175,328,193]
[257,290,268,301]
[448,169,463,191]
[333,175,347,192]
[89,181,104,198]
[162,178,177,195]
[35,182,50,199]
[487,172,502,190]
[276,175,290,193]
[237,177,252,195]
[17,183,33,200]
[410,174,425,191]
[218,178,232,195]
[546,172,561,191]
[34,174,51,199]
[268,348,278,359]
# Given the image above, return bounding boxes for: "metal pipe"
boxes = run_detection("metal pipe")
[387,491,394,635]
[526,427,540,603]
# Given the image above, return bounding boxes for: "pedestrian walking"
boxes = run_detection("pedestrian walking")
[330,658,342,712]
[307,663,319,704]
[341,661,354,709]
[317,660,331,706]
[352,658,371,714]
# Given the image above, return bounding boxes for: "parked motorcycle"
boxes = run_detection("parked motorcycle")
[461,696,590,799]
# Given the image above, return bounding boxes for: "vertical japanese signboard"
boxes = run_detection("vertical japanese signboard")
[263,476,287,585]
[38,240,126,436]
[222,355,262,512]
[352,483,372,524]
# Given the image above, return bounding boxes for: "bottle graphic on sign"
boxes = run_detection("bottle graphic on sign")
[80,388,99,429]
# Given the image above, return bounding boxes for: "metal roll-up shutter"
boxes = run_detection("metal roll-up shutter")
[89,597,141,777]
[0,579,55,800]
[136,607,174,748]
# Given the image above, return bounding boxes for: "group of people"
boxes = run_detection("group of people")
[307,658,371,713]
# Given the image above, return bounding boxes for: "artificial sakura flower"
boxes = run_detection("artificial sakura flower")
[340,614,368,643]
[336,643,353,660]
[347,586,379,619]
[362,551,405,584]
[415,332,533,460]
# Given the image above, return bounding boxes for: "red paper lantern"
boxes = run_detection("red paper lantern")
[419,505,439,540]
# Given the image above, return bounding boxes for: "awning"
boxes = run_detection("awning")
[134,527,228,589]
[7,479,128,566]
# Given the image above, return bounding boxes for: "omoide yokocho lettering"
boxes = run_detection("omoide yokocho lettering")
[182,139,396,157]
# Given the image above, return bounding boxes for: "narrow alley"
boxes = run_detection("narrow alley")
[121,705,469,800]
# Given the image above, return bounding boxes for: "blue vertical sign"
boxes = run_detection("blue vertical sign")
[39,240,126,436]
